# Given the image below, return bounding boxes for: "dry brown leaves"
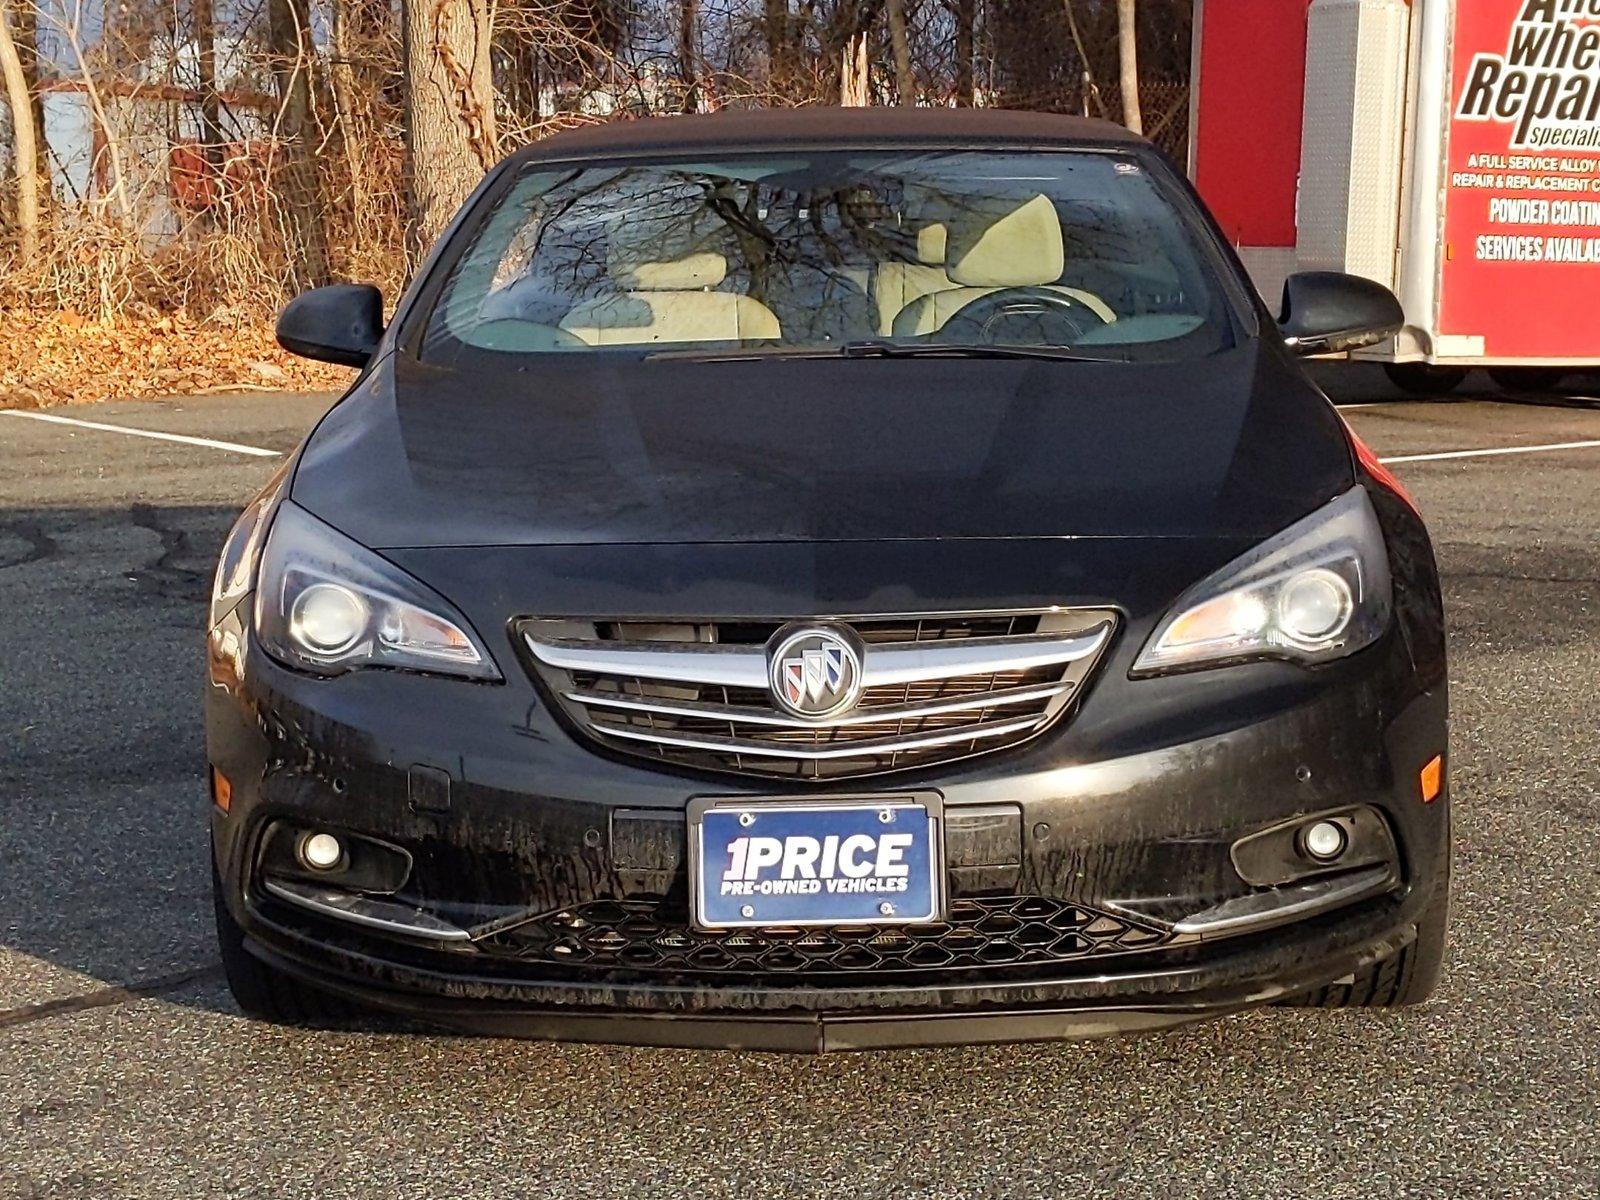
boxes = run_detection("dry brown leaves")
[0,311,351,408]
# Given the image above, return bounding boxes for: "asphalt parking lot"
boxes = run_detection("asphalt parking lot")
[2,368,1598,1198]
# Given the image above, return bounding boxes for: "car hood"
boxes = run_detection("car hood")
[291,343,1353,549]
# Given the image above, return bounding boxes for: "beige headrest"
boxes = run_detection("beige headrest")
[916,223,947,264]
[946,194,1064,287]
[611,250,728,291]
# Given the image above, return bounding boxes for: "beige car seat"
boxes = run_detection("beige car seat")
[889,194,1115,337]
[560,249,781,346]
[872,223,957,336]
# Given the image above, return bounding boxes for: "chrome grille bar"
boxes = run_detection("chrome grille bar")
[596,713,1047,760]
[525,624,1112,691]
[525,637,769,689]
[563,679,1075,728]
[856,626,1112,686]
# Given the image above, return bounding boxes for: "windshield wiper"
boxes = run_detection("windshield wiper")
[834,341,1130,363]
[645,341,1130,364]
[644,345,839,362]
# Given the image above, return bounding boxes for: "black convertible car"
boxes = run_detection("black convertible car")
[207,109,1450,1051]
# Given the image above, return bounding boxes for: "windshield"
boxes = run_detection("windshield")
[420,150,1239,363]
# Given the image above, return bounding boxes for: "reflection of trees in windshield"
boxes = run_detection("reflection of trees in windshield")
[428,153,1229,358]
[478,166,930,341]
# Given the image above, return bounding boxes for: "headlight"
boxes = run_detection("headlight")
[212,465,289,626]
[1132,486,1392,675]
[253,501,500,680]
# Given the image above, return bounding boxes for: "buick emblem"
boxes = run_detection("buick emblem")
[767,626,864,720]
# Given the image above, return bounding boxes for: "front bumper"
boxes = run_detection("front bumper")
[207,599,1449,1050]
[245,910,1419,1050]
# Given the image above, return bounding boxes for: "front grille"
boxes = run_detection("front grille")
[479,896,1170,976]
[521,611,1117,780]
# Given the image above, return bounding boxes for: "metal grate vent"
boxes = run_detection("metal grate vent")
[481,895,1170,976]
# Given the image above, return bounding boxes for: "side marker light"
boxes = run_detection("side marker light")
[1420,755,1444,803]
[211,766,232,813]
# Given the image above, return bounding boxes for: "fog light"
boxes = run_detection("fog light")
[1300,820,1348,863]
[298,832,345,871]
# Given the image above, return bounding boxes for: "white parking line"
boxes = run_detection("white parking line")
[1380,439,1600,465]
[6,404,1597,469]
[0,409,280,458]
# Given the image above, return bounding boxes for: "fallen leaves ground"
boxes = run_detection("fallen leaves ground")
[0,311,350,408]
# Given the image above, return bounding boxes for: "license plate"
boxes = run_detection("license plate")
[689,794,944,929]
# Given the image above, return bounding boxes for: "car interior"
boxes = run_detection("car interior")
[548,193,1120,348]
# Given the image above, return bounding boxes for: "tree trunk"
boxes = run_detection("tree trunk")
[0,0,40,260]
[1062,0,1106,118]
[884,0,915,105]
[195,0,221,160]
[678,0,699,112]
[9,0,44,190]
[840,31,869,107]
[194,0,223,225]
[330,0,359,209]
[952,0,974,107]
[267,0,332,289]
[1116,0,1142,134]
[403,0,495,266]
[764,0,789,97]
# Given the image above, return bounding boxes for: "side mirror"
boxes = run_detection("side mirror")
[276,284,385,367]
[1278,272,1404,357]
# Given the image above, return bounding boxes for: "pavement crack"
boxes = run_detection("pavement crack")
[0,964,225,1032]
[128,502,209,601]
[0,519,60,571]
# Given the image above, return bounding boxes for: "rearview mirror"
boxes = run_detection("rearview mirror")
[1278,272,1404,357]
[276,284,385,367]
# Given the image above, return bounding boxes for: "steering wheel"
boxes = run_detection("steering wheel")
[941,287,1109,346]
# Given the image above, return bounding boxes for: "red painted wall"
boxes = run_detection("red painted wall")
[1191,0,1312,248]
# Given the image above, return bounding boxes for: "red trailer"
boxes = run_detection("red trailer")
[1191,0,1600,392]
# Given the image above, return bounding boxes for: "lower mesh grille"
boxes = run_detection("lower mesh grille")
[479,896,1171,976]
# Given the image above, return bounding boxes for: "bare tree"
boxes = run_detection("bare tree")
[55,4,132,215]
[194,0,222,174]
[763,0,792,97]
[329,0,359,197]
[1061,0,1106,118]
[403,0,495,264]
[885,0,915,104]
[267,0,332,288]
[0,0,39,259]
[679,0,699,111]
[1117,0,1142,133]
[8,0,43,191]
[951,0,974,107]
[840,30,868,106]
[4,0,1199,333]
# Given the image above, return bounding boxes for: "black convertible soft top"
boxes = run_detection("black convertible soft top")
[514,107,1146,163]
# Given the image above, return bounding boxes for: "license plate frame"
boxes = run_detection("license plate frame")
[688,792,945,931]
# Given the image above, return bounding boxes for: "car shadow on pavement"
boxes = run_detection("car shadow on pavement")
[1309,360,1600,406]
[0,503,238,1018]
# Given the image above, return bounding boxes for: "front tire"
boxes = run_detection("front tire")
[213,859,366,1026]
[1384,362,1469,396]
[1282,885,1449,1009]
